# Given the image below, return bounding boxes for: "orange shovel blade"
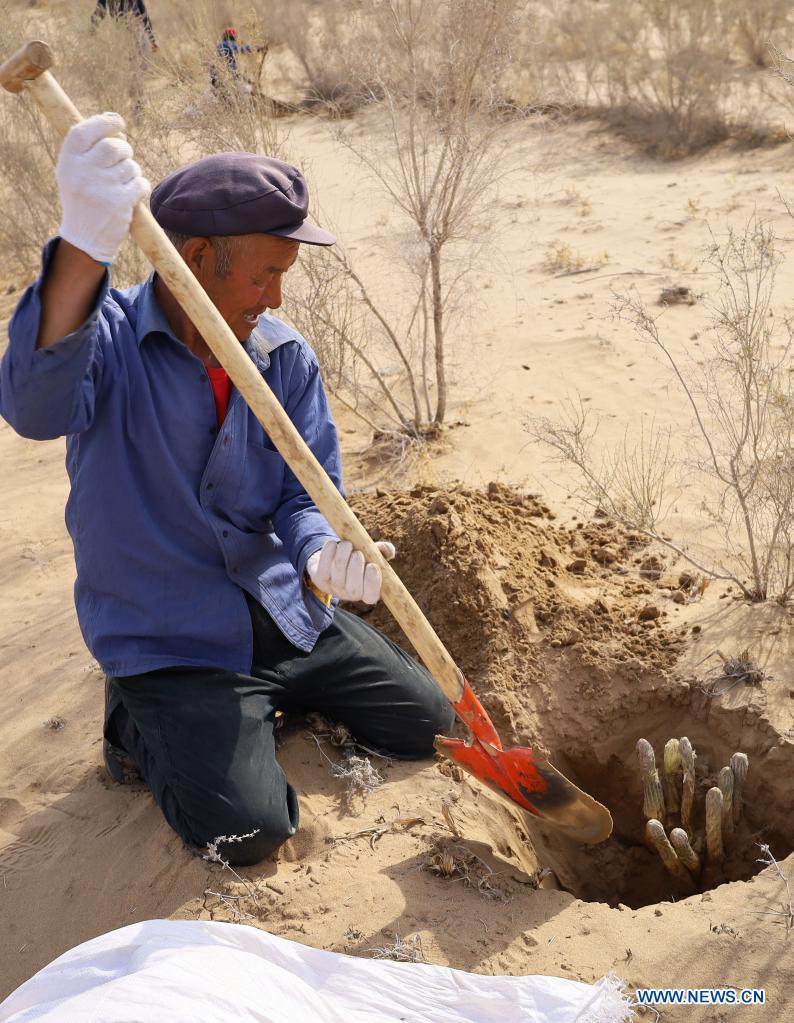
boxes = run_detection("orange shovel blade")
[435,734,613,844]
[436,679,613,845]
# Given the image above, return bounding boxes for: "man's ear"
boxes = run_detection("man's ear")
[180,237,212,277]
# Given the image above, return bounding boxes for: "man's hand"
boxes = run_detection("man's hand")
[57,112,150,265]
[306,539,396,605]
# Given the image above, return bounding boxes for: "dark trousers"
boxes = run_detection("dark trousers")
[105,600,454,865]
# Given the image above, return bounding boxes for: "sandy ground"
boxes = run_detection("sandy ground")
[2,113,794,1021]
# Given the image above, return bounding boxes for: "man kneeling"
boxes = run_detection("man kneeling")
[0,114,453,865]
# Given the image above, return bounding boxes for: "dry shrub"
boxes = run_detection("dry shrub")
[287,0,538,440]
[724,0,792,68]
[531,218,794,603]
[595,0,732,157]
[0,0,281,286]
[535,0,789,156]
[256,0,373,115]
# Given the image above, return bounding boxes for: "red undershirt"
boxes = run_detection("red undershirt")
[206,366,232,427]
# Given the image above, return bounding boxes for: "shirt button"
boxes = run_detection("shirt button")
[222,529,229,538]
[207,482,214,490]
[209,427,216,436]
[231,566,238,574]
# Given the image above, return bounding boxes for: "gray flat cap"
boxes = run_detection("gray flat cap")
[150,152,335,246]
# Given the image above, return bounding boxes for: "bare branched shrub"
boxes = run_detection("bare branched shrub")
[724,0,791,68]
[286,0,533,439]
[287,237,440,439]
[257,0,373,114]
[534,0,778,156]
[600,0,732,156]
[536,0,622,110]
[531,218,794,603]
[528,400,677,536]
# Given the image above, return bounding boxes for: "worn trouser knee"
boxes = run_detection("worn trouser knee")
[189,784,300,866]
[377,685,456,760]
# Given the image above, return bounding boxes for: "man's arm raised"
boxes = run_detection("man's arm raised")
[36,240,106,350]
[0,113,149,438]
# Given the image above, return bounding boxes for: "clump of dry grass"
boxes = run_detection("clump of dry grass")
[369,931,427,962]
[422,838,510,901]
[543,241,586,274]
[699,649,768,698]
[310,732,384,806]
[542,242,608,276]
[334,754,384,803]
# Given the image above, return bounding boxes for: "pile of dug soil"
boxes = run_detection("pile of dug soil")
[350,482,686,752]
[349,484,793,913]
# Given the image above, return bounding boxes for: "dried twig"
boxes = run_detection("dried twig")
[698,649,767,698]
[756,844,794,933]
[334,816,425,850]
[203,829,264,920]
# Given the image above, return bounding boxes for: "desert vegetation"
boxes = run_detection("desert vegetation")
[6,0,794,1013]
[5,0,794,593]
[4,0,794,437]
[530,218,794,603]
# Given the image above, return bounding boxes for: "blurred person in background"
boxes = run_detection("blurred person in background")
[91,0,157,51]
[210,26,266,99]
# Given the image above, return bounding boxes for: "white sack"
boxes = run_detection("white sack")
[0,919,634,1023]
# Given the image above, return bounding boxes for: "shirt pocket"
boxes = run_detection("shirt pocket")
[227,443,285,532]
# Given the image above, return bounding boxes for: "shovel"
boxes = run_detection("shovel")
[0,40,613,845]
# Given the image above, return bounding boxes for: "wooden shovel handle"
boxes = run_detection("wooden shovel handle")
[0,40,466,706]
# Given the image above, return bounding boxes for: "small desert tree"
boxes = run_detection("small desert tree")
[289,0,526,438]
[530,218,794,603]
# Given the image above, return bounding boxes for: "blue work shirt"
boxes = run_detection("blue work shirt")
[0,240,342,677]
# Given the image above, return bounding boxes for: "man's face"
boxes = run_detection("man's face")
[191,233,300,341]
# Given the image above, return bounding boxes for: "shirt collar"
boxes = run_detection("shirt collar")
[134,274,289,372]
[135,273,180,347]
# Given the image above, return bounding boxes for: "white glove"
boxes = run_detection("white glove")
[306,539,396,605]
[56,112,150,265]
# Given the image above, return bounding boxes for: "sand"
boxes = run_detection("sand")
[2,114,794,1021]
